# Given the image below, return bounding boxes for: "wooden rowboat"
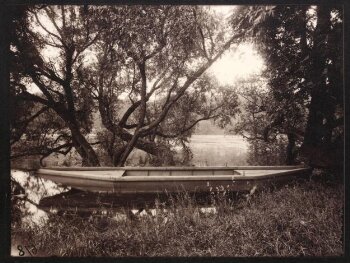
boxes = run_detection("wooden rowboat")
[36,165,311,194]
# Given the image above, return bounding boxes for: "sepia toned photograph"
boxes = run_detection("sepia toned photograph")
[8,4,344,257]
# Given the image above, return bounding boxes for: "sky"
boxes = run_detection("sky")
[208,5,265,86]
[209,43,265,86]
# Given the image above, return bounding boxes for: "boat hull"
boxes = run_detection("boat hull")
[36,166,312,194]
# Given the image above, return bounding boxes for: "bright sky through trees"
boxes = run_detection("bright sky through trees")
[209,43,265,85]
[208,5,265,86]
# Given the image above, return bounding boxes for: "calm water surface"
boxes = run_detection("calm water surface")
[189,135,248,166]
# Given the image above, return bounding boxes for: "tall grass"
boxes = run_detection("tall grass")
[12,179,343,257]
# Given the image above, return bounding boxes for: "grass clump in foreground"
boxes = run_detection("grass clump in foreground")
[12,179,343,257]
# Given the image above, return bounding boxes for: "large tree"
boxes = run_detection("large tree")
[85,6,242,165]
[10,6,101,166]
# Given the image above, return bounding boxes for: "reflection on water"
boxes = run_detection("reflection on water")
[11,170,69,226]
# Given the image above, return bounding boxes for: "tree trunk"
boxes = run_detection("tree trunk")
[286,133,296,165]
[68,124,100,166]
[114,134,139,166]
[112,145,127,166]
[302,6,331,159]
[114,62,148,167]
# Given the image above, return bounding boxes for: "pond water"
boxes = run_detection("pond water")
[11,170,68,226]
[189,135,248,166]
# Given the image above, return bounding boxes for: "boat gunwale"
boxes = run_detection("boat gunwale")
[39,165,308,171]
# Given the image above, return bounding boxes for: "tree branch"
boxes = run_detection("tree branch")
[11,106,49,145]
[11,142,74,160]
[154,114,220,139]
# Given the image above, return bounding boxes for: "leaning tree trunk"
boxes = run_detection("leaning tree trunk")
[68,124,100,167]
[115,135,139,167]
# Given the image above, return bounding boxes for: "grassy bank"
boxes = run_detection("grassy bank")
[12,179,343,257]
